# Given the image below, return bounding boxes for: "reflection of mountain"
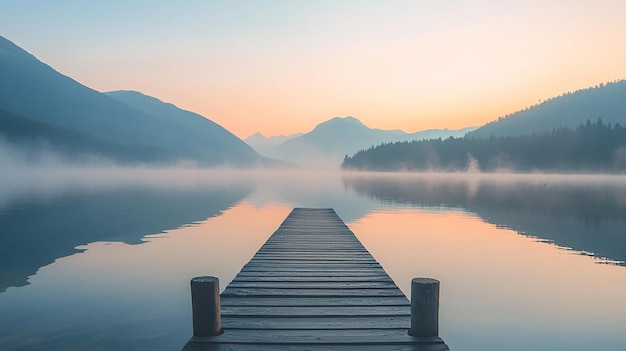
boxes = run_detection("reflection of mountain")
[0,184,253,293]
[343,174,626,265]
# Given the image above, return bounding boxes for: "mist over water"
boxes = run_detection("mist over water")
[1,166,625,350]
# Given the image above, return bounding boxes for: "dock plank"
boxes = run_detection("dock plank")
[191,329,443,343]
[226,281,397,289]
[221,287,405,297]
[183,208,449,351]
[220,296,411,307]
[184,344,450,351]
[231,275,394,282]
[220,316,411,329]
[221,305,410,317]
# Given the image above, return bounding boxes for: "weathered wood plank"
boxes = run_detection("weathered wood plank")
[242,264,383,270]
[252,252,373,256]
[246,260,380,265]
[226,281,398,289]
[221,305,410,317]
[184,344,450,351]
[190,329,443,344]
[220,316,411,329]
[239,267,387,273]
[244,261,381,266]
[250,257,374,261]
[220,296,410,307]
[258,246,366,250]
[221,287,405,297]
[234,271,390,278]
[231,275,394,282]
[257,248,365,252]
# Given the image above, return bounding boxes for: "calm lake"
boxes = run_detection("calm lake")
[1,168,625,351]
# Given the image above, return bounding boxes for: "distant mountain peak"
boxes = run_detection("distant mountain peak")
[239,110,478,168]
[312,116,368,132]
[325,116,362,125]
[247,132,265,139]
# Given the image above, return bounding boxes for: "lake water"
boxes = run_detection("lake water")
[1,168,625,351]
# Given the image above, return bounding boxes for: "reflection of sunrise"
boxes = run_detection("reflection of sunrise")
[38,202,292,291]
[349,208,626,348]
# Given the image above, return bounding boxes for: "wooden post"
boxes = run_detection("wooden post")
[191,276,222,337]
[408,277,439,337]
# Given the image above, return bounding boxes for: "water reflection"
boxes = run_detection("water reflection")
[1,169,625,351]
[349,208,626,351]
[0,173,253,292]
[0,201,290,351]
[343,173,626,265]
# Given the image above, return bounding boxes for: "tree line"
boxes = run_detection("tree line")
[341,119,626,173]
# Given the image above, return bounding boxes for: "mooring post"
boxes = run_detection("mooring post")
[408,277,440,337]
[190,276,222,337]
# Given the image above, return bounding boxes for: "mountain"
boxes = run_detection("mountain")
[244,131,302,156]
[0,108,180,164]
[0,35,272,167]
[260,116,475,168]
[104,90,283,166]
[407,126,478,141]
[467,81,626,139]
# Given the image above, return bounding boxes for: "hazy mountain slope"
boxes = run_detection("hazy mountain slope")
[408,126,476,140]
[105,90,263,164]
[467,81,626,139]
[0,35,264,166]
[269,116,475,168]
[269,117,392,167]
[280,116,403,153]
[0,36,166,146]
[244,132,302,156]
[0,108,180,164]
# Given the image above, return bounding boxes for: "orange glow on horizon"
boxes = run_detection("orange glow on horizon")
[3,1,625,139]
[141,73,625,139]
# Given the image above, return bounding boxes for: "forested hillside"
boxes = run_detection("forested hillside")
[467,80,626,138]
[342,120,626,173]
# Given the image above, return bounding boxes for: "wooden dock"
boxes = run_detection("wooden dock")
[183,208,450,351]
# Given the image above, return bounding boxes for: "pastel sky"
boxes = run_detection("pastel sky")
[2,0,625,138]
